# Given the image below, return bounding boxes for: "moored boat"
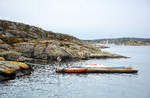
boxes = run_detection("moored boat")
[56,64,138,73]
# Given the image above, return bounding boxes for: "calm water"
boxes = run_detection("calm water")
[0,45,150,98]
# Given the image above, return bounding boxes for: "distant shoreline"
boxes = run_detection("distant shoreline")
[83,37,150,46]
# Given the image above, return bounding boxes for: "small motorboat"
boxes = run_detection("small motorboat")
[56,64,138,73]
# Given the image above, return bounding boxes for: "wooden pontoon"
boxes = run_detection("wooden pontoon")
[56,67,138,73]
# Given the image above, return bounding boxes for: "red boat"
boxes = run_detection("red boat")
[64,68,88,73]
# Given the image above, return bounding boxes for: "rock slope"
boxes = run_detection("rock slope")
[0,19,126,62]
[0,19,128,81]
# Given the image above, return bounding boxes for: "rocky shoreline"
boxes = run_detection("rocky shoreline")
[0,19,127,81]
[0,57,32,81]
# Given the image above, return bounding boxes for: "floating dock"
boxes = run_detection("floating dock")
[56,67,138,73]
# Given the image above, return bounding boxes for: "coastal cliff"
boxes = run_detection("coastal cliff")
[0,19,126,61]
[0,19,126,81]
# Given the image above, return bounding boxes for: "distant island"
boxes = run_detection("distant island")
[84,38,150,46]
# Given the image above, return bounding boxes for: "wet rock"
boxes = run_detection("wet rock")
[0,57,5,61]
[0,44,12,50]
[0,61,32,81]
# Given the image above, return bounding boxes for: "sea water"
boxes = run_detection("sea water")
[0,45,150,98]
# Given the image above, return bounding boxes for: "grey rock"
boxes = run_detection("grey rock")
[8,22,17,30]
[14,43,34,57]
[27,33,39,39]
[3,31,15,38]
[17,31,28,38]
[0,39,3,43]
[6,30,19,36]
[0,44,12,50]
[33,44,47,59]
[0,51,22,61]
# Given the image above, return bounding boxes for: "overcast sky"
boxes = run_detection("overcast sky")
[0,0,150,39]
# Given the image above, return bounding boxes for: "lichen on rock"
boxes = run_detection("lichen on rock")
[0,61,32,81]
[0,57,5,61]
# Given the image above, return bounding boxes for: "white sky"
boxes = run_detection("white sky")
[0,0,150,39]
